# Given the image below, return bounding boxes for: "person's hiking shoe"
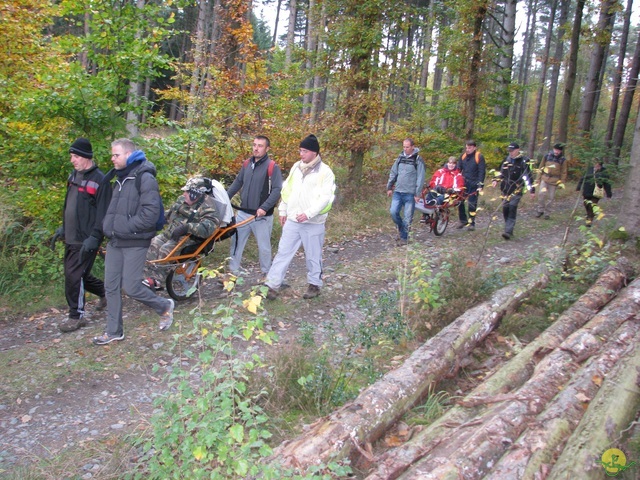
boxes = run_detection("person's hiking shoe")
[396,238,408,246]
[261,285,279,300]
[467,224,476,231]
[142,277,163,291]
[535,211,544,218]
[420,215,427,224]
[92,332,125,345]
[456,222,466,229]
[303,284,321,299]
[502,232,511,240]
[544,215,550,220]
[586,219,593,227]
[59,316,87,333]
[159,299,175,331]
[96,296,107,311]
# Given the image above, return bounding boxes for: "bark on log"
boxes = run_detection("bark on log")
[366,259,634,480]
[486,321,640,479]
[395,279,640,480]
[267,262,553,471]
[547,317,640,480]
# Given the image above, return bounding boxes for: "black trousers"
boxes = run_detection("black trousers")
[64,244,105,319]
[583,196,600,220]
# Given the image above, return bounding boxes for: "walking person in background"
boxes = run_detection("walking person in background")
[386,138,426,246]
[226,135,283,277]
[51,138,108,333]
[456,140,486,231]
[577,161,612,227]
[94,138,175,345]
[264,134,335,300]
[493,143,535,240]
[536,143,568,220]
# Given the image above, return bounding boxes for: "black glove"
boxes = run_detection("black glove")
[79,236,100,260]
[170,223,189,241]
[435,185,446,194]
[50,226,64,251]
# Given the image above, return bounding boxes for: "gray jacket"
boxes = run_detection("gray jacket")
[387,148,426,196]
[102,160,161,247]
[227,154,283,216]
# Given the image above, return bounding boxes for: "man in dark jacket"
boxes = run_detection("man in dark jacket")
[577,161,613,227]
[456,140,486,231]
[227,135,283,276]
[93,138,175,345]
[51,138,108,333]
[493,143,535,240]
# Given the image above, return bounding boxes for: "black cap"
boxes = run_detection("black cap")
[553,143,564,150]
[299,134,320,153]
[69,138,93,159]
[507,142,520,150]
[466,140,477,146]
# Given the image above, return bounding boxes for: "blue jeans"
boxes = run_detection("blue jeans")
[390,192,415,240]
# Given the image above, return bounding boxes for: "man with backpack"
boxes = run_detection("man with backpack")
[142,176,220,290]
[535,143,567,220]
[51,138,108,333]
[492,142,535,240]
[227,135,283,277]
[94,138,175,345]
[456,140,486,231]
[386,138,426,246]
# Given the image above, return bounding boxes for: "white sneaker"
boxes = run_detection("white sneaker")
[159,299,175,331]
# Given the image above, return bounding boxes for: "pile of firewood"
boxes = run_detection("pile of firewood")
[268,258,640,479]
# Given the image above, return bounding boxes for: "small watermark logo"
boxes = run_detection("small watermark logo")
[600,448,636,477]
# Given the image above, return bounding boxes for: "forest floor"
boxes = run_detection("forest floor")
[0,187,630,479]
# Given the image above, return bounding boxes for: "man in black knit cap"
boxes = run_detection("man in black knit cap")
[51,138,108,332]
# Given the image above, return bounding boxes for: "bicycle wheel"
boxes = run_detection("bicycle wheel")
[166,260,200,301]
[434,208,449,236]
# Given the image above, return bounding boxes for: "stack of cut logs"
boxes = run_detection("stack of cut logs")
[268,257,640,479]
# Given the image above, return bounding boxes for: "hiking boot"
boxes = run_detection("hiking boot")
[159,299,175,331]
[96,296,107,311]
[544,215,550,220]
[456,222,466,229]
[586,219,592,227]
[467,224,475,231]
[396,238,408,246]
[420,215,427,224]
[59,316,87,333]
[142,277,163,291]
[535,211,544,218]
[92,331,125,345]
[264,286,279,300]
[502,232,511,240]
[303,284,321,299]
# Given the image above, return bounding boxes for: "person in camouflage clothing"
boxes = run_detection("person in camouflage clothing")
[143,177,219,289]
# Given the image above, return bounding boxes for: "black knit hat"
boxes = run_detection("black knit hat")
[553,143,564,150]
[299,134,320,153]
[69,138,93,159]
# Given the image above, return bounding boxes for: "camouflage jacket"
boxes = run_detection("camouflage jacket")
[165,194,219,240]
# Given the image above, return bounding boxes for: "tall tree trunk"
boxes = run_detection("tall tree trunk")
[418,4,435,105]
[542,0,570,154]
[271,0,282,47]
[576,0,617,136]
[620,106,640,236]
[464,0,488,139]
[285,0,297,67]
[126,0,146,137]
[513,0,537,140]
[612,28,640,163]
[604,0,633,155]
[188,0,210,121]
[557,0,586,143]
[302,0,316,116]
[528,0,557,158]
[310,3,326,123]
[494,0,517,119]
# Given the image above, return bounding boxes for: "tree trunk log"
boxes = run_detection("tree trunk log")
[547,319,640,479]
[366,259,634,480]
[268,261,553,471]
[486,321,640,479]
[395,278,640,479]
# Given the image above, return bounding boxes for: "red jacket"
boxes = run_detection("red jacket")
[429,167,465,191]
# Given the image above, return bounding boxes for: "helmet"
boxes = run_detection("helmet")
[181,177,209,195]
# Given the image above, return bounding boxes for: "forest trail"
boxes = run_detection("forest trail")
[0,192,617,476]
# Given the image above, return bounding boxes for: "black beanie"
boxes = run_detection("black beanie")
[69,138,93,159]
[299,134,320,153]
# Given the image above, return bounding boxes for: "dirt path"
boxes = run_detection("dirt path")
[0,194,615,476]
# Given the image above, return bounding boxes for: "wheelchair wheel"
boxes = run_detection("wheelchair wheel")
[433,209,449,236]
[166,260,200,301]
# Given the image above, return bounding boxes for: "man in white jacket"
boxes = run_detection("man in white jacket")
[264,134,336,300]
